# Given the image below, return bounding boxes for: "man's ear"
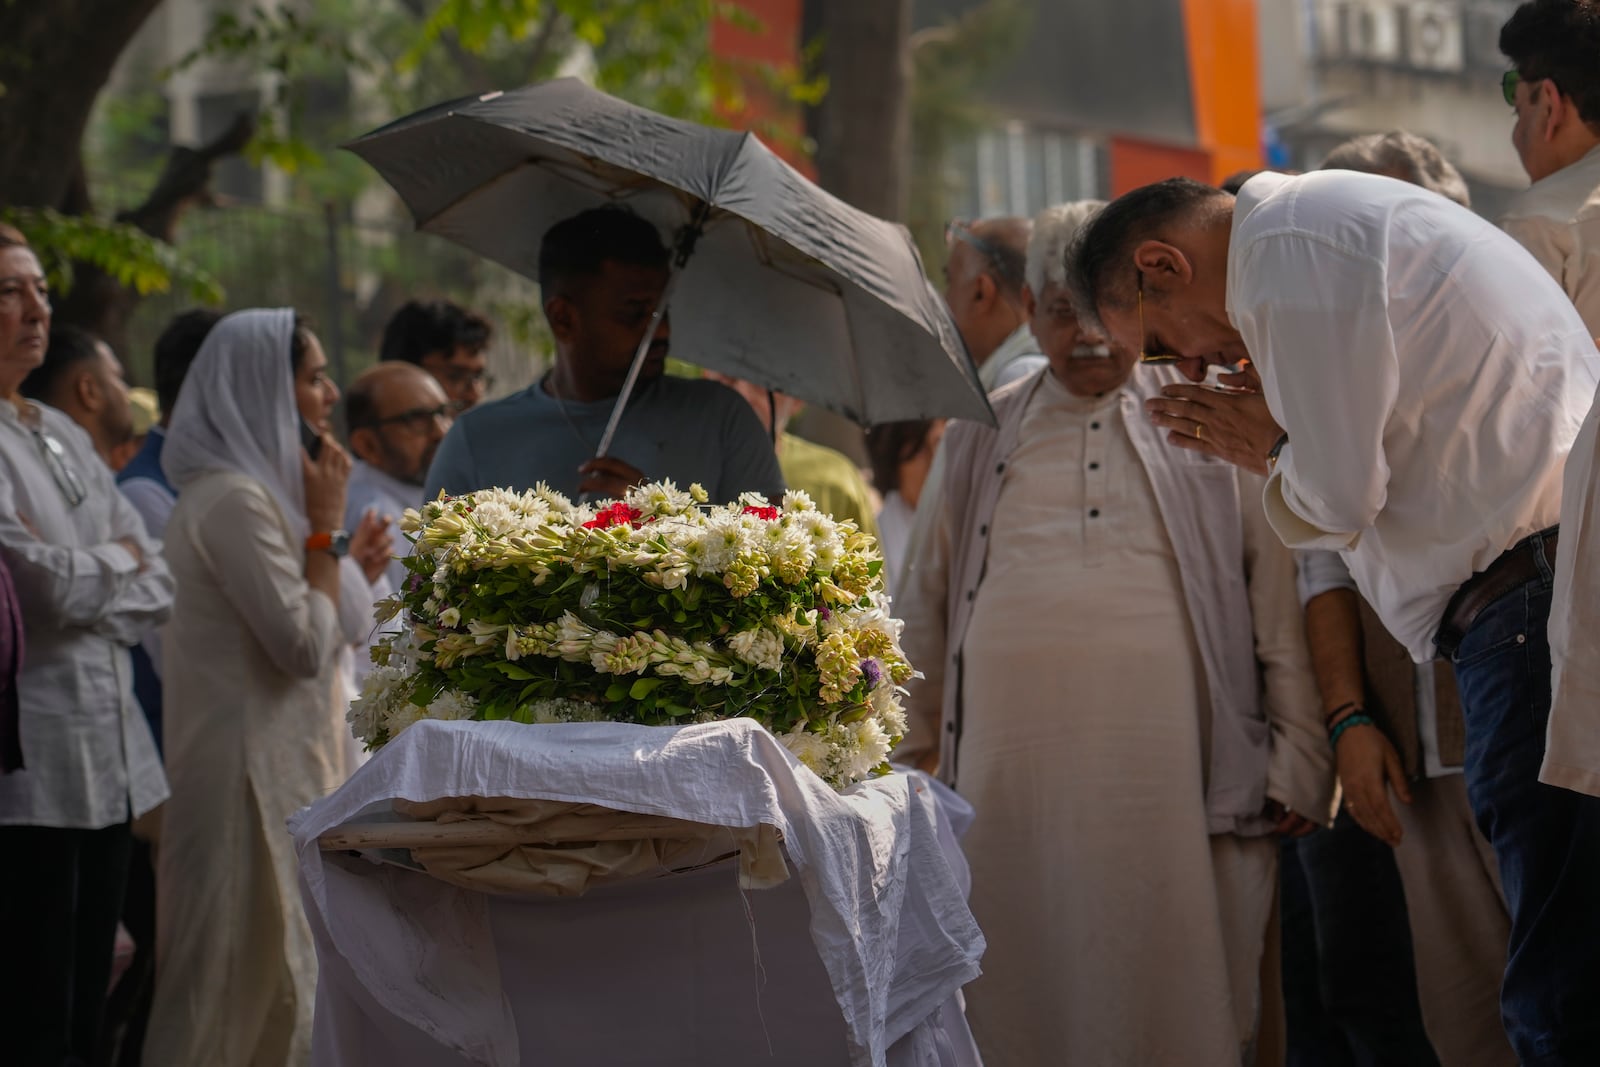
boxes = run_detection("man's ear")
[972,271,997,311]
[545,294,579,344]
[1131,239,1195,289]
[1021,283,1037,321]
[1544,80,1571,142]
[348,426,381,465]
[73,367,102,413]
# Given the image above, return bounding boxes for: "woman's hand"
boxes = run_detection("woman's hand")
[349,508,394,585]
[302,434,351,535]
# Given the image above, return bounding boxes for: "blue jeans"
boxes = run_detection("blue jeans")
[1449,542,1600,1065]
[1280,812,1438,1067]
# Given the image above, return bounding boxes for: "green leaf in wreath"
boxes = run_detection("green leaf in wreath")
[629,677,666,700]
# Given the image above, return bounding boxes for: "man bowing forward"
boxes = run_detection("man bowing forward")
[1066,170,1600,1066]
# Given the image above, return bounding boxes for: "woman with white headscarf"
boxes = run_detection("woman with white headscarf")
[145,308,386,1066]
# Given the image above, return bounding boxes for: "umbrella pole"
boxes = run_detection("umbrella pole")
[592,268,682,462]
[592,205,711,466]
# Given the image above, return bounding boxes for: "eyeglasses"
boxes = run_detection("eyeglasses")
[1135,272,1180,365]
[370,404,452,435]
[31,427,86,508]
[945,219,1024,289]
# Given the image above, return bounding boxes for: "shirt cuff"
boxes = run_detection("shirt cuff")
[1262,455,1360,552]
[96,540,143,578]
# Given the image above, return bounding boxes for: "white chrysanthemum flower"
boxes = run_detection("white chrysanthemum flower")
[779,727,833,778]
[469,498,523,538]
[382,700,428,738]
[726,627,785,671]
[840,718,892,783]
[347,664,408,744]
[781,488,816,513]
[528,698,608,724]
[426,689,478,721]
[437,606,461,628]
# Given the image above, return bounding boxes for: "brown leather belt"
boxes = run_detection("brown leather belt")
[1435,527,1558,658]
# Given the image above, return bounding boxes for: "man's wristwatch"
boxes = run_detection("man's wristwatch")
[305,530,351,558]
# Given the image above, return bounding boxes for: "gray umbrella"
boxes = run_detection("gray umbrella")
[346,78,994,452]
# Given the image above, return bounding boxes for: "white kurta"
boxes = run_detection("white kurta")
[955,372,1275,1066]
[146,470,345,1067]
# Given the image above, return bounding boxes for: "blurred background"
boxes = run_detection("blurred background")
[0,0,1527,445]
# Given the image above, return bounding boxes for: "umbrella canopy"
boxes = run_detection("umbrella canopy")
[346,79,993,428]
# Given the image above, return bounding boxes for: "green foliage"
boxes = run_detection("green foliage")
[2,207,223,304]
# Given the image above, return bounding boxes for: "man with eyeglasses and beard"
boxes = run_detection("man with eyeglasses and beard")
[345,362,453,589]
[423,206,783,504]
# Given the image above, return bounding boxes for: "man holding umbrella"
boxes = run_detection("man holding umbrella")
[424,207,784,503]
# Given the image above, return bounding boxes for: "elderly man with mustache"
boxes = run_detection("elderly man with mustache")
[896,199,1330,1066]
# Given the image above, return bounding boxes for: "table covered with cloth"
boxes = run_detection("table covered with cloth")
[289,718,985,1067]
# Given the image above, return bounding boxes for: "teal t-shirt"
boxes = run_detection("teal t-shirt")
[423,374,785,503]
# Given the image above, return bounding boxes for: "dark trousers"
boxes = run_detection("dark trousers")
[1450,551,1600,1065]
[96,838,155,1067]
[1280,812,1438,1067]
[0,821,133,1067]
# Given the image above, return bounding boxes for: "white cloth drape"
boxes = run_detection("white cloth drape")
[290,719,986,1067]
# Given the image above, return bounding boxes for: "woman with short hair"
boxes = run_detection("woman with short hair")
[0,223,174,1063]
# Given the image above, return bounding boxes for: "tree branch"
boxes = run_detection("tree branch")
[118,111,257,241]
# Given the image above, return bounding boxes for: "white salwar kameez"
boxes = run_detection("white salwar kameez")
[956,371,1275,1066]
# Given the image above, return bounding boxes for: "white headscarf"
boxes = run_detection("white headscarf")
[162,308,309,539]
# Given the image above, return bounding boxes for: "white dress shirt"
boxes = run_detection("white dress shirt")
[0,401,171,827]
[346,459,422,591]
[1231,170,1600,660]
[979,324,1048,391]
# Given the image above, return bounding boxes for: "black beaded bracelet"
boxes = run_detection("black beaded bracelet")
[1324,701,1361,725]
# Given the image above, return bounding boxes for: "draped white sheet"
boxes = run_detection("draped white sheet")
[290,719,985,1067]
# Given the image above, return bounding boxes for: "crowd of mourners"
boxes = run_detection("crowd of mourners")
[3,2,1600,1065]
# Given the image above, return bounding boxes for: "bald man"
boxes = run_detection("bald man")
[942,216,1046,390]
[345,362,453,587]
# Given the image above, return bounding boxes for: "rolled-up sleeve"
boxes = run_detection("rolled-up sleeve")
[1293,548,1358,609]
[1235,235,1400,550]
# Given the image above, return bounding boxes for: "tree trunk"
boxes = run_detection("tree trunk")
[805,0,912,222]
[797,0,913,466]
[0,0,166,209]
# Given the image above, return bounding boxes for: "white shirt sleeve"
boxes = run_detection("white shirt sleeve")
[1234,235,1401,549]
[1293,549,1358,608]
[119,477,177,541]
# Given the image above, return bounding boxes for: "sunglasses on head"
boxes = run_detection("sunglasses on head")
[1502,69,1553,107]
